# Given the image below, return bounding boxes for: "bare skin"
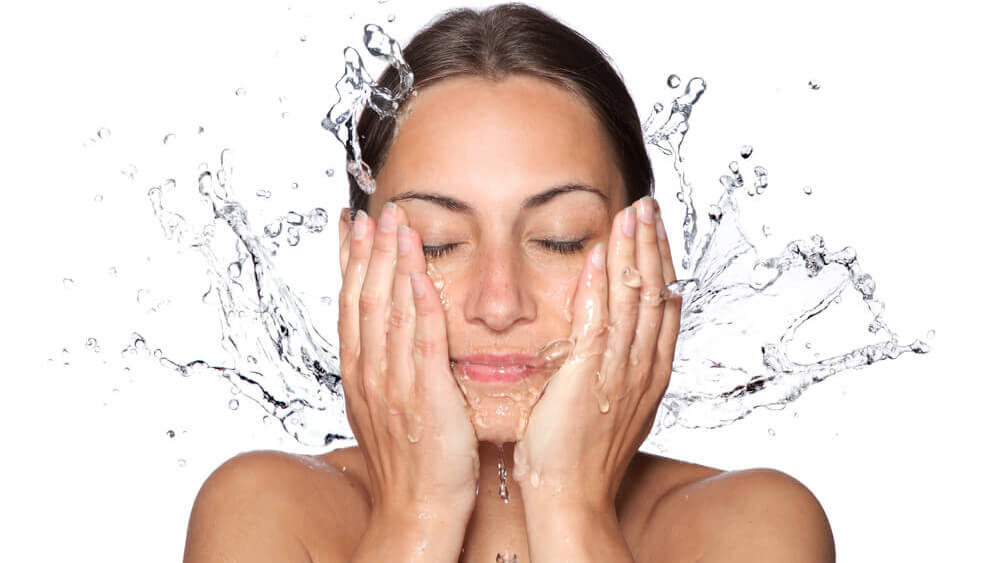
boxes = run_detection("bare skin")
[184,75,835,562]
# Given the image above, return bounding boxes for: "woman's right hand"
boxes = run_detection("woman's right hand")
[337,203,480,524]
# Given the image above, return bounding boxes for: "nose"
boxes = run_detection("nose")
[464,243,535,332]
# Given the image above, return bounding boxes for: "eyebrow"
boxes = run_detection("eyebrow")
[387,182,609,213]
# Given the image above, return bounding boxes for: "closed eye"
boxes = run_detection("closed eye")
[422,238,586,259]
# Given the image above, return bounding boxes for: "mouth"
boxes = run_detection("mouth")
[450,354,539,384]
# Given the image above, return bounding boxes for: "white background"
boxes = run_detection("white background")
[1,0,997,561]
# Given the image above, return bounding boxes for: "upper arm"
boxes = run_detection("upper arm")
[639,468,835,563]
[183,451,316,563]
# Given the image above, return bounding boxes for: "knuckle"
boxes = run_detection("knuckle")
[412,334,439,359]
[358,292,383,318]
[387,301,411,330]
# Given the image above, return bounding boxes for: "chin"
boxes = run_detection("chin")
[457,381,546,445]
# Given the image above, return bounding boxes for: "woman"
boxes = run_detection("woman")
[184,4,835,562]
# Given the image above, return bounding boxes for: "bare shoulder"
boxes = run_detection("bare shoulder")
[625,453,835,562]
[183,448,371,563]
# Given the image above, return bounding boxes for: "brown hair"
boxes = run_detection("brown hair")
[348,2,653,212]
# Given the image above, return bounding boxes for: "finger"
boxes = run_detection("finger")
[602,205,640,390]
[337,209,373,396]
[630,197,666,389]
[569,242,609,361]
[653,208,681,396]
[338,208,351,280]
[386,217,420,410]
[358,202,400,398]
[410,267,456,402]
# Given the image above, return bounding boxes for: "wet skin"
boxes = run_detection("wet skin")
[184,76,835,562]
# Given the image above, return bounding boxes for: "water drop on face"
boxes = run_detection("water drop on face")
[740,145,753,159]
[166,430,175,438]
[235,87,246,96]
[803,185,813,195]
[228,399,240,410]
[667,74,681,88]
[529,471,540,488]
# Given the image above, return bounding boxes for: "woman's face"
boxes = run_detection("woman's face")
[369,74,627,443]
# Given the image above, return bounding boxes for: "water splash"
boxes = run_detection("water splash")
[84,25,929,450]
[320,24,413,195]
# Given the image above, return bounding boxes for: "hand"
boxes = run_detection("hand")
[511,196,681,509]
[337,203,480,519]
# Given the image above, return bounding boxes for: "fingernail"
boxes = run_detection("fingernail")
[397,225,411,255]
[379,202,396,232]
[409,271,426,298]
[591,242,606,270]
[621,207,636,238]
[655,211,666,240]
[638,197,655,224]
[352,209,368,239]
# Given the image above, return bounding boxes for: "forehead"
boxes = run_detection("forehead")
[372,74,625,211]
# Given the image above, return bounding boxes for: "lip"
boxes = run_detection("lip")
[451,354,538,383]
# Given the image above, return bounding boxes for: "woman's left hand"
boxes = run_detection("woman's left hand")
[512,196,681,511]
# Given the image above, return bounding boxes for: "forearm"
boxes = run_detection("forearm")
[350,504,471,563]
[522,495,634,563]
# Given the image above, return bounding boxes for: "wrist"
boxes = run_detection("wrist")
[352,500,472,563]
[521,495,633,563]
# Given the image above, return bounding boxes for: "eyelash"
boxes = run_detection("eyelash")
[422,238,586,259]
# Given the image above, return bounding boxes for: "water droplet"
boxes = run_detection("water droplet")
[280,111,289,119]
[911,340,931,353]
[707,204,723,222]
[235,87,246,96]
[108,267,117,277]
[290,181,300,190]
[299,34,307,42]
[926,329,936,340]
[320,296,332,305]
[256,189,272,199]
[121,164,137,180]
[808,80,821,90]
[286,211,304,225]
[62,278,75,288]
[304,208,329,233]
[621,266,641,288]
[227,261,242,280]
[86,337,98,351]
[166,430,175,438]
[762,225,772,237]
[652,102,664,113]
[162,133,175,145]
[97,127,111,139]
[387,14,396,22]
[287,226,301,246]
[803,185,813,195]
[177,458,187,467]
[667,74,681,88]
[264,220,283,238]
[740,145,753,159]
[228,398,240,410]
[768,428,776,437]
[197,125,205,135]
[529,471,540,488]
